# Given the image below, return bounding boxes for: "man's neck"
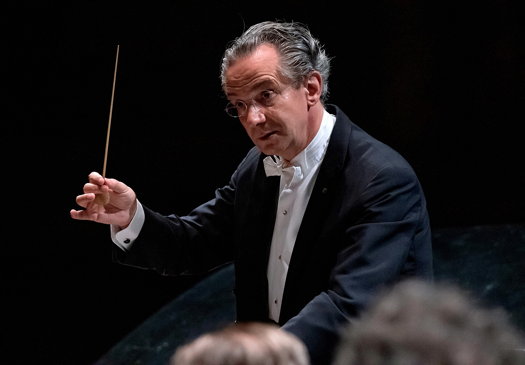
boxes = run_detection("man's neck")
[282,104,326,162]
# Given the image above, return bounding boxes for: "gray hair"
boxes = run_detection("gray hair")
[220,21,332,103]
[170,322,310,365]
[333,279,525,365]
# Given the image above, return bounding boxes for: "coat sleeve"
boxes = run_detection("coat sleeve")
[110,148,262,276]
[111,173,239,277]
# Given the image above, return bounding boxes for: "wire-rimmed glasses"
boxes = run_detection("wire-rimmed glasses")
[224,88,282,118]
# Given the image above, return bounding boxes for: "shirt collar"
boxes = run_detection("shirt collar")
[288,109,336,175]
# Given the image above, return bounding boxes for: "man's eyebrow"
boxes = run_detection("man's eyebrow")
[254,79,279,90]
[227,80,279,99]
[244,80,278,94]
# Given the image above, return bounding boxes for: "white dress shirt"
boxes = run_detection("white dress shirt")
[111,109,336,322]
[265,110,335,322]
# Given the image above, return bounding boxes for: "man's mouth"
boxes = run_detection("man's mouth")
[259,131,277,140]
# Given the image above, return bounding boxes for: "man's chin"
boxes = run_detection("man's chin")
[257,145,280,157]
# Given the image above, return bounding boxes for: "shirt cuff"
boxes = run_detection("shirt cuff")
[111,200,145,251]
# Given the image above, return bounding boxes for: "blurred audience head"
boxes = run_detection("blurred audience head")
[170,321,310,365]
[333,279,525,365]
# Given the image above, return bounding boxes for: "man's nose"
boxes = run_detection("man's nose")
[244,102,265,124]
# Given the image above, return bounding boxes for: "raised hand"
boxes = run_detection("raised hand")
[70,171,137,228]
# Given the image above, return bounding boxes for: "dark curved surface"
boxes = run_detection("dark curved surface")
[433,223,525,330]
[94,263,236,365]
[95,223,525,365]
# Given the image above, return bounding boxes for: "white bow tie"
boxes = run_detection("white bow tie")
[263,155,286,176]
[263,155,303,181]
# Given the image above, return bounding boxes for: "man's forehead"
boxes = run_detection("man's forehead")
[225,45,280,82]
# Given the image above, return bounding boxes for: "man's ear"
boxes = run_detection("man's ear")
[305,71,322,106]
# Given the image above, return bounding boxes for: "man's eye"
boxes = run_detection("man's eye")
[234,101,246,109]
[258,89,276,105]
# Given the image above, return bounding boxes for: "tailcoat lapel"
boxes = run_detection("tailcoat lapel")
[234,157,280,320]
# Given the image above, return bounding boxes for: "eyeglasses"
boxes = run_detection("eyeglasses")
[224,88,283,118]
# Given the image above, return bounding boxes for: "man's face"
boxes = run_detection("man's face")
[224,44,313,161]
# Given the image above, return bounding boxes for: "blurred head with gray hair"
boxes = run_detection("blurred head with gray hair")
[333,279,525,365]
[170,321,310,365]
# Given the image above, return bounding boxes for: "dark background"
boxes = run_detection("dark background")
[4,1,524,364]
